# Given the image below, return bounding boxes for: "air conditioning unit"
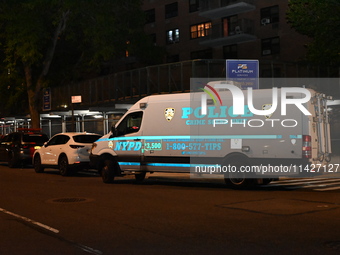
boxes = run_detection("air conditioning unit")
[262,49,271,55]
[261,18,271,25]
[235,26,242,34]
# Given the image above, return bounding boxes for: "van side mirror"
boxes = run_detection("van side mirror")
[110,126,118,138]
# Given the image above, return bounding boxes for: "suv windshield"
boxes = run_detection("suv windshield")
[73,135,101,144]
[23,134,49,144]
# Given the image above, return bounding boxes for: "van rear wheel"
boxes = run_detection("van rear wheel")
[101,160,115,183]
[223,156,255,189]
[225,174,255,188]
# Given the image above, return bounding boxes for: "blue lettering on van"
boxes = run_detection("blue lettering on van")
[181,105,253,119]
[165,142,221,151]
[114,141,142,151]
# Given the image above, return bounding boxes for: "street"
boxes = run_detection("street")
[0,163,339,255]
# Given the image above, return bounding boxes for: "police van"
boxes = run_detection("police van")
[90,82,332,188]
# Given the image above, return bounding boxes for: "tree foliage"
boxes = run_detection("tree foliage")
[0,0,156,128]
[287,0,340,66]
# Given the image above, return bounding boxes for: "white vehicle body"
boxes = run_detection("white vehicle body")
[90,84,332,187]
[33,132,101,176]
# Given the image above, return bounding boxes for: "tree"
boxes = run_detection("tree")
[0,0,147,128]
[287,0,340,66]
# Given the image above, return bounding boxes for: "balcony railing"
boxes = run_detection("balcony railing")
[199,0,255,18]
[200,19,256,47]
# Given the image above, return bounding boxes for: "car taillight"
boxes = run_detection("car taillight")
[70,145,85,149]
[302,135,311,158]
[29,147,35,157]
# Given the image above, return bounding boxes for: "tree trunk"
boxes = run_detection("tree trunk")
[24,65,41,129]
[27,88,41,129]
[24,10,71,129]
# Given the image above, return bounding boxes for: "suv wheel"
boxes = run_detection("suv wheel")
[33,154,45,173]
[59,155,70,176]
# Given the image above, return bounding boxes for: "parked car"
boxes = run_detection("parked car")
[33,132,101,176]
[0,129,49,168]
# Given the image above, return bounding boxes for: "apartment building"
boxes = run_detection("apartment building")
[142,0,310,71]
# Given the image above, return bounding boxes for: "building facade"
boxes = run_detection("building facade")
[143,0,310,76]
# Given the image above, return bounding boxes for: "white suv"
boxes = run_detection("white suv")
[33,132,101,176]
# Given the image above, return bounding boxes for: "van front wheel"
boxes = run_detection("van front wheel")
[135,172,146,182]
[101,160,115,183]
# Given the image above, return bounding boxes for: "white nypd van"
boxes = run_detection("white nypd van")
[90,82,332,188]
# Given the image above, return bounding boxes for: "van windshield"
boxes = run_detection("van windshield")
[116,111,143,136]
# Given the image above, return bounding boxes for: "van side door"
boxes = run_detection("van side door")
[112,111,143,172]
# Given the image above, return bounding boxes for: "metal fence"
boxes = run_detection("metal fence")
[51,59,339,110]
[1,59,339,137]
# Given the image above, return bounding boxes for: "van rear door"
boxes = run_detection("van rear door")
[312,92,332,163]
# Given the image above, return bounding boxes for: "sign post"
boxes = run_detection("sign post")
[71,95,82,132]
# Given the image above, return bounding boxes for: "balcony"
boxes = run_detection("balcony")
[200,19,256,47]
[199,0,255,19]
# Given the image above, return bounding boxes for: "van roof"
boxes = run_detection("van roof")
[130,88,316,111]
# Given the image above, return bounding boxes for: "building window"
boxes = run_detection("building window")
[222,16,238,36]
[190,49,213,59]
[190,22,212,39]
[149,34,157,45]
[262,37,280,55]
[260,5,279,25]
[166,28,180,44]
[165,2,178,19]
[223,45,238,59]
[125,41,130,57]
[145,9,155,24]
[189,0,199,13]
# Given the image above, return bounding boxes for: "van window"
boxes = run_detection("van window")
[116,111,143,136]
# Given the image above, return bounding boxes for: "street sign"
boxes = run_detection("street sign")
[226,59,259,89]
[71,95,82,103]
[43,88,51,111]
